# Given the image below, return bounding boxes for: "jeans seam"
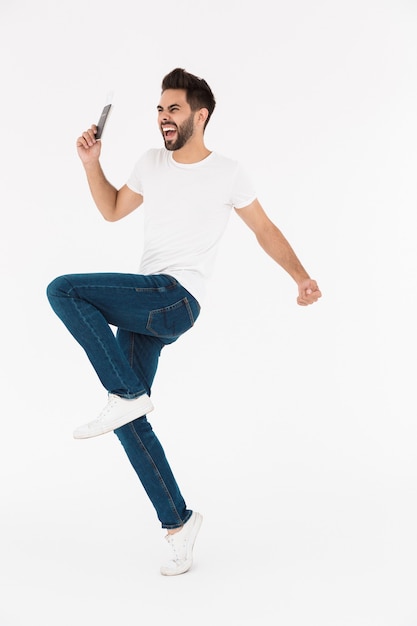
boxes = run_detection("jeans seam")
[134,277,177,293]
[134,286,176,293]
[68,283,176,295]
[128,332,135,368]
[127,332,152,397]
[127,421,183,527]
[183,297,195,325]
[71,296,135,394]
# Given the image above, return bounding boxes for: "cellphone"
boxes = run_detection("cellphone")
[95,103,112,140]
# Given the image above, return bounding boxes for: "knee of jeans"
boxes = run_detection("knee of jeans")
[46,275,71,301]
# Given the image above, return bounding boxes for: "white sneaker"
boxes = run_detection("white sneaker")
[160,512,203,576]
[73,393,154,439]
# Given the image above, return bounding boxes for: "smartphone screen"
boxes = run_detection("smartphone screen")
[95,104,112,140]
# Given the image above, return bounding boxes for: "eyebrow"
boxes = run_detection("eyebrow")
[157,103,181,111]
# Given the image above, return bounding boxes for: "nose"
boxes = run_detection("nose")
[158,111,170,124]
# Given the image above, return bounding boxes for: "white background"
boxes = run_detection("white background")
[1,1,416,624]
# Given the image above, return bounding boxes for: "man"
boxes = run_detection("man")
[47,68,321,577]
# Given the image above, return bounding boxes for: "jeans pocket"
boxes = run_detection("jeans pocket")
[146,297,197,339]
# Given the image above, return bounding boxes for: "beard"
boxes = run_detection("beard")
[162,112,195,151]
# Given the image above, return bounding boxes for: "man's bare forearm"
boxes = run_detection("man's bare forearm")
[83,160,118,221]
[256,221,310,284]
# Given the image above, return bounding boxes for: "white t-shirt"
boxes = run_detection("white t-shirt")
[127,148,257,304]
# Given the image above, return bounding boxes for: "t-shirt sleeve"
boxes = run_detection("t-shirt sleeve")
[231,163,257,209]
[126,151,151,195]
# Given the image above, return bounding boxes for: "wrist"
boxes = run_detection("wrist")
[82,159,101,171]
[294,272,310,286]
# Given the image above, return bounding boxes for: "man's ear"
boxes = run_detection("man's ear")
[196,108,209,127]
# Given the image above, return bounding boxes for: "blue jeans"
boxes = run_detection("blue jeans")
[46,272,201,529]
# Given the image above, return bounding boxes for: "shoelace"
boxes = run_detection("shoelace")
[96,395,118,420]
[166,535,183,562]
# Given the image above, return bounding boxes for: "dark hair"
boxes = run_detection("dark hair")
[161,68,216,128]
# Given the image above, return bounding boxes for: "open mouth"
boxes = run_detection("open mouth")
[162,125,177,140]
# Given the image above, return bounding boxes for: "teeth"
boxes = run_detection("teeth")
[162,126,176,132]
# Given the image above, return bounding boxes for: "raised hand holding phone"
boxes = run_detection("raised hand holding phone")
[95,103,112,140]
[76,95,113,163]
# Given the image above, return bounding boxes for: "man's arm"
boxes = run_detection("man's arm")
[76,125,143,222]
[236,199,322,306]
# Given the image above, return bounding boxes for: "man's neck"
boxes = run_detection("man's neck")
[172,142,211,164]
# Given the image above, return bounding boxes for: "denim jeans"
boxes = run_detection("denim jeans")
[46,272,200,529]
